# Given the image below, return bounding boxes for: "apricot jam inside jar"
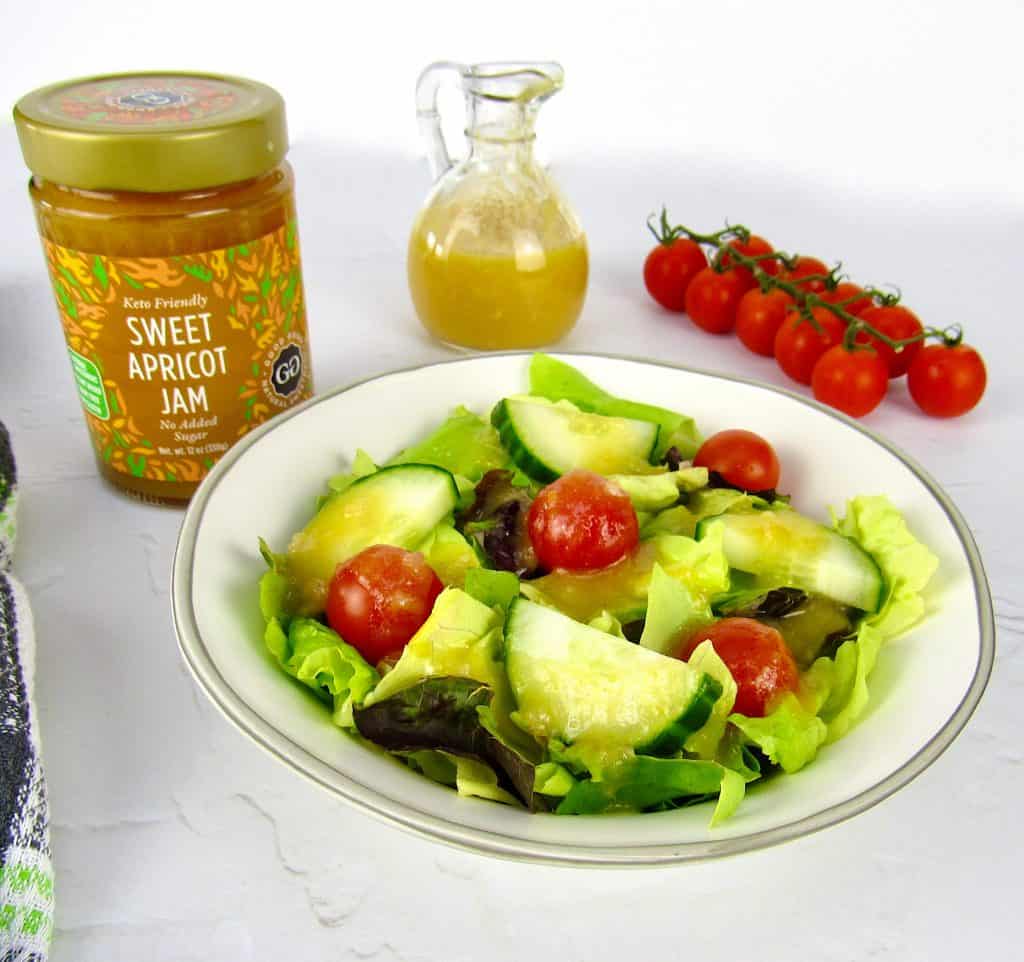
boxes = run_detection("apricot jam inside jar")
[14,72,313,504]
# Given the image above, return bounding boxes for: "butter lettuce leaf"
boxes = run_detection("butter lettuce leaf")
[326,448,378,497]
[403,750,521,806]
[389,405,510,482]
[533,762,577,798]
[463,568,520,611]
[639,563,707,654]
[640,523,731,654]
[730,693,828,774]
[684,640,738,759]
[266,616,379,729]
[363,588,502,706]
[418,523,480,588]
[587,610,627,638]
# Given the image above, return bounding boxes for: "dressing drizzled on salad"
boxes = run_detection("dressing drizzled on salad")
[258,355,937,822]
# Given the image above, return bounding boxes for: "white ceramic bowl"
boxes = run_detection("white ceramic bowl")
[172,353,993,866]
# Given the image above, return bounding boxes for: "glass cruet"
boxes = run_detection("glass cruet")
[407,61,588,350]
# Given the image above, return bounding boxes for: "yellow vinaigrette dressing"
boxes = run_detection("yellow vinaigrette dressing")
[408,62,588,350]
[408,217,588,350]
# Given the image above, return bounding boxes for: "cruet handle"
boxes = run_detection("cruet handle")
[415,61,467,181]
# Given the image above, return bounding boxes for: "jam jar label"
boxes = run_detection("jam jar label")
[44,221,312,484]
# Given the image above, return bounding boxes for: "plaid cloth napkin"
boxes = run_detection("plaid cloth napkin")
[0,423,53,960]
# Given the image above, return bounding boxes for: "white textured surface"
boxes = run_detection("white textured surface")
[1,129,1021,962]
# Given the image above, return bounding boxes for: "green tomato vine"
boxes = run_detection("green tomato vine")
[648,209,963,353]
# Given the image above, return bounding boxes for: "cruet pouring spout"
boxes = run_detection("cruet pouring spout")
[416,61,564,178]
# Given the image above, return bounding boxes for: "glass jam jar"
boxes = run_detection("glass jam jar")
[13,72,313,504]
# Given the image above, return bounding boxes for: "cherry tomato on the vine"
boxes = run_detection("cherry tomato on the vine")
[856,305,924,378]
[784,255,832,293]
[811,344,889,417]
[527,470,639,572]
[721,234,780,285]
[821,281,872,318]
[679,618,799,717]
[774,308,846,384]
[684,267,748,334]
[907,343,987,417]
[693,429,781,492]
[643,238,709,312]
[735,288,794,356]
[326,545,443,664]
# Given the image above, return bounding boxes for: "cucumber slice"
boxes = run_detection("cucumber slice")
[696,508,884,612]
[286,464,459,614]
[505,600,721,760]
[491,395,659,482]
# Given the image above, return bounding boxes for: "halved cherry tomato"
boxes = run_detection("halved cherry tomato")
[856,305,924,378]
[643,237,709,312]
[679,618,799,717]
[907,343,987,417]
[784,255,832,293]
[774,308,846,384]
[693,429,781,491]
[811,344,889,417]
[821,282,872,317]
[326,545,444,664]
[684,267,748,334]
[527,470,639,572]
[735,288,794,356]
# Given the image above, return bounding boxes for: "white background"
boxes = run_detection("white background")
[4,0,1023,200]
[1,1,1022,960]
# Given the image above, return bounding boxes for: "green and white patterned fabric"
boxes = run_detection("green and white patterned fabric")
[0,423,53,960]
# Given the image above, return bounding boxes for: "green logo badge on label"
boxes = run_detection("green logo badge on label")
[68,348,109,420]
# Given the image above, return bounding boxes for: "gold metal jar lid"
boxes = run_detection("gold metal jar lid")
[13,71,288,192]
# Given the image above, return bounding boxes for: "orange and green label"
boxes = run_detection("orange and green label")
[45,222,312,484]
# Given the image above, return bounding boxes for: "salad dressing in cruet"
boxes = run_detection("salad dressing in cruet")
[408,62,588,350]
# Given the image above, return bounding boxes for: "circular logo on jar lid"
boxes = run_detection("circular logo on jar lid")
[269,344,303,399]
[108,89,196,111]
[42,76,243,128]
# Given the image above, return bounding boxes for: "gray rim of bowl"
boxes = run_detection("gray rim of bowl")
[171,351,995,868]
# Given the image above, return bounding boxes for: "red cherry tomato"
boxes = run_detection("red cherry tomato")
[326,545,443,664]
[527,470,639,572]
[679,618,799,717]
[821,281,872,317]
[784,255,832,293]
[684,267,748,334]
[811,345,889,417]
[643,238,709,312]
[774,307,846,384]
[735,288,794,356]
[907,343,987,417]
[856,305,924,378]
[693,429,781,491]
[721,234,780,285]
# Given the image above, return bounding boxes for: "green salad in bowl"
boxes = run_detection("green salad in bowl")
[256,354,938,824]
